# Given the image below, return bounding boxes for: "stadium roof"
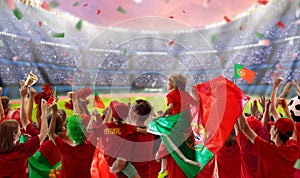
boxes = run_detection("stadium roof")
[42,0,264,29]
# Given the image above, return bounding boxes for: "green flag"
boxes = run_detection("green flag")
[148,111,214,178]
[28,151,61,178]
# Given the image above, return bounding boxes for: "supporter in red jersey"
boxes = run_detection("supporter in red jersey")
[0,85,48,177]
[111,99,154,178]
[95,100,147,178]
[48,92,96,178]
[156,73,198,177]
[238,78,300,178]
[216,129,241,178]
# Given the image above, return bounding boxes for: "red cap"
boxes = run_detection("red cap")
[268,118,294,137]
[110,101,129,121]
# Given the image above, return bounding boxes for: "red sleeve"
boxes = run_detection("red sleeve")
[126,124,137,135]
[19,136,40,157]
[253,136,275,157]
[166,92,174,106]
[25,123,40,136]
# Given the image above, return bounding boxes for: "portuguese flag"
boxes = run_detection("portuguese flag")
[234,64,256,84]
[148,76,249,177]
[28,151,61,178]
[93,90,105,109]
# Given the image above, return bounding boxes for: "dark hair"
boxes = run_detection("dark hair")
[1,96,10,114]
[133,99,152,122]
[278,131,291,143]
[47,113,63,134]
[0,120,19,152]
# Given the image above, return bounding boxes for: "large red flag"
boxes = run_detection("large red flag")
[194,76,250,154]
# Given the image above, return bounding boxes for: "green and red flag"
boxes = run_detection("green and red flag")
[94,90,105,109]
[148,76,249,177]
[28,151,61,178]
[234,64,256,84]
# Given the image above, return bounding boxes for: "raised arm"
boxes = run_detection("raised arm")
[279,80,292,98]
[261,98,271,130]
[237,113,257,144]
[28,87,36,122]
[294,80,300,96]
[38,99,48,144]
[270,78,282,120]
[20,85,29,129]
[48,103,58,143]
[0,87,4,119]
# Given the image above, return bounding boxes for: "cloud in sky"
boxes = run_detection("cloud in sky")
[47,0,258,28]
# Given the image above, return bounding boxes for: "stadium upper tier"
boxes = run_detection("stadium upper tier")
[0,0,300,97]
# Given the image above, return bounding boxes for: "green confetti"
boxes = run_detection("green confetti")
[210,34,217,44]
[0,39,4,47]
[255,32,264,39]
[72,2,79,7]
[117,6,126,14]
[13,8,23,20]
[76,19,83,31]
[49,1,59,8]
[122,49,127,56]
[295,159,300,169]
[51,32,65,38]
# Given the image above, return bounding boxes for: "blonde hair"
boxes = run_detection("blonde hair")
[0,120,19,152]
[168,74,187,90]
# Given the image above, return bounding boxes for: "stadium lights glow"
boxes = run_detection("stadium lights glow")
[89,48,121,54]
[40,41,71,48]
[136,52,168,55]
[0,31,17,38]
[186,50,217,54]
[285,36,300,41]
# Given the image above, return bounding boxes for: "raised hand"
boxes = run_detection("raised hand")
[20,86,28,98]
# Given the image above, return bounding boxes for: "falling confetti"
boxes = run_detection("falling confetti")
[13,8,23,20]
[239,26,243,31]
[224,16,231,23]
[49,1,59,8]
[29,38,32,43]
[182,10,186,13]
[257,0,268,5]
[51,32,65,38]
[278,63,283,70]
[82,3,88,7]
[76,19,83,31]
[6,0,15,10]
[169,39,176,46]
[38,21,42,27]
[117,6,126,14]
[97,9,101,15]
[41,1,50,10]
[255,32,264,39]
[169,16,174,19]
[210,34,217,44]
[72,2,79,6]
[277,21,287,28]
[122,49,127,56]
